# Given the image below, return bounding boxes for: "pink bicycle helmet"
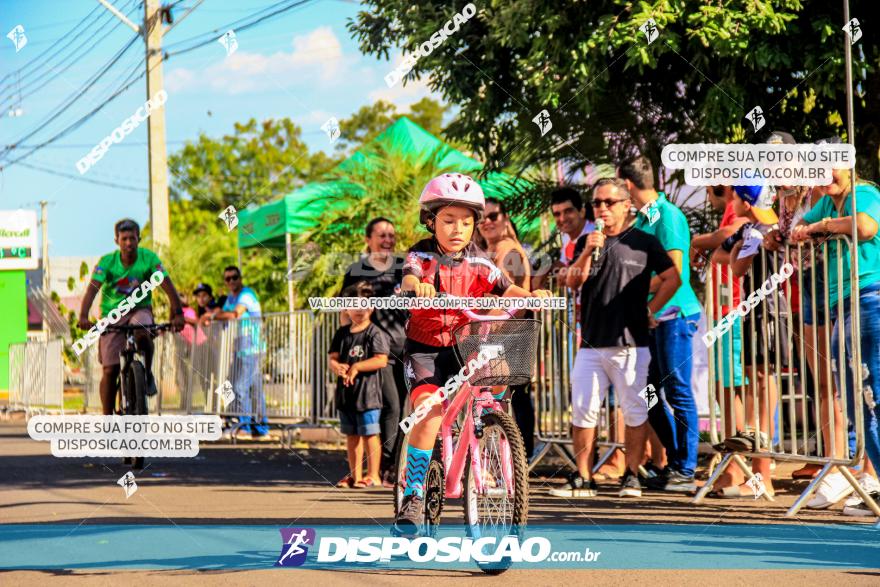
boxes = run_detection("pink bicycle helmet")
[418,173,485,225]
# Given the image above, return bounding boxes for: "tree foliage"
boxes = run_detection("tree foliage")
[349,1,879,180]
[292,142,459,301]
[157,100,453,311]
[335,97,449,151]
[167,118,340,212]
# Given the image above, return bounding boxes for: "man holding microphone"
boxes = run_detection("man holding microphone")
[549,178,681,499]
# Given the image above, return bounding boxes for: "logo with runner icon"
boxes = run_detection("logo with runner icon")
[276,527,316,567]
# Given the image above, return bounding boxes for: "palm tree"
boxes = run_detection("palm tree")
[293,142,461,303]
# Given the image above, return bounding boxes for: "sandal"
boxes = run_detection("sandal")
[336,475,355,488]
[709,482,774,499]
[723,430,770,452]
[792,464,822,480]
[354,478,378,488]
[708,485,747,498]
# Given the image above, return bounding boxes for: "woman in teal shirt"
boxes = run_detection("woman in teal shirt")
[792,167,880,516]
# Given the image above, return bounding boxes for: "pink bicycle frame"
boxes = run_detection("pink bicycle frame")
[440,383,513,499]
[440,306,516,500]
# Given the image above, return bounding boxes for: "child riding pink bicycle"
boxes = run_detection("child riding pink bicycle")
[394,173,551,540]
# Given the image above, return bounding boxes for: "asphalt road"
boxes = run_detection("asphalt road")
[1,421,877,585]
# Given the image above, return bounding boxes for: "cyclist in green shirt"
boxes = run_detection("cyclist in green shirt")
[78,219,185,415]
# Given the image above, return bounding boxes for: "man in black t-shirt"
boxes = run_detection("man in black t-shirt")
[549,178,682,500]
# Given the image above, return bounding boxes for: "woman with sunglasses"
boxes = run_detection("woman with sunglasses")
[476,197,536,460]
[791,162,880,516]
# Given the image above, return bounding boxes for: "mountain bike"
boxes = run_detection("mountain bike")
[393,295,541,574]
[103,322,174,469]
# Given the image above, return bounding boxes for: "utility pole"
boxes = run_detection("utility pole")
[40,200,49,335]
[96,0,170,250]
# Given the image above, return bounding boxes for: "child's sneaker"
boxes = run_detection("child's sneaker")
[392,494,424,537]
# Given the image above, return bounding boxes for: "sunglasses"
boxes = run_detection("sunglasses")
[483,212,503,222]
[224,274,241,282]
[591,198,627,209]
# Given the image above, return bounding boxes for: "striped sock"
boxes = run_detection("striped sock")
[403,445,432,498]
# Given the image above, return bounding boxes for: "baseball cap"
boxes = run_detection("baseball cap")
[766,131,796,145]
[733,184,778,225]
[193,283,213,296]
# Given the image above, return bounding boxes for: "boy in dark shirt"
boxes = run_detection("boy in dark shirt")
[714,184,787,498]
[329,282,390,488]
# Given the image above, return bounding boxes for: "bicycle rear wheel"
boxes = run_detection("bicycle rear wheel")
[124,360,148,469]
[463,409,528,575]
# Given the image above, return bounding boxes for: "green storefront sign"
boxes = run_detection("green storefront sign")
[0,210,37,396]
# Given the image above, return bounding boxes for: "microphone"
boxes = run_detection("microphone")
[591,219,605,262]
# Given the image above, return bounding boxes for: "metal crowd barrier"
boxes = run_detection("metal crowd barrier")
[7,338,65,415]
[531,279,623,472]
[696,236,880,517]
[81,312,340,442]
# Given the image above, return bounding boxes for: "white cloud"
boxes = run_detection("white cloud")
[368,75,439,111]
[166,26,345,95]
[303,109,334,125]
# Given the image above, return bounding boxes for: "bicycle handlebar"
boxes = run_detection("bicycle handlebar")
[102,322,176,333]
[398,290,514,322]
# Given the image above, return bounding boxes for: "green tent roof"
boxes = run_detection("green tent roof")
[237,117,532,249]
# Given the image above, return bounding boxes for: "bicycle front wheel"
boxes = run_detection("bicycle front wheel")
[124,360,148,416]
[463,410,528,575]
[124,360,148,470]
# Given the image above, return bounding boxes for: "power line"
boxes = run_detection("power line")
[0,1,140,112]
[164,0,314,57]
[1,0,317,171]
[0,20,129,113]
[0,40,145,168]
[0,34,142,163]
[0,3,108,89]
[16,160,147,192]
[14,140,189,149]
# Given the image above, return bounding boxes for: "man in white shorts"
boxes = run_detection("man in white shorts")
[551,178,681,498]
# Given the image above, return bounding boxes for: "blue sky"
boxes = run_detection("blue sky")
[0,0,437,257]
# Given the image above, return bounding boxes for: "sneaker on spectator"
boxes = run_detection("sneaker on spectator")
[806,472,854,509]
[643,461,664,479]
[663,470,697,493]
[844,474,880,507]
[842,491,880,517]
[645,466,673,490]
[619,469,642,498]
[549,472,597,498]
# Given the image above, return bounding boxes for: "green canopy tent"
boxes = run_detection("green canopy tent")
[237,117,534,310]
